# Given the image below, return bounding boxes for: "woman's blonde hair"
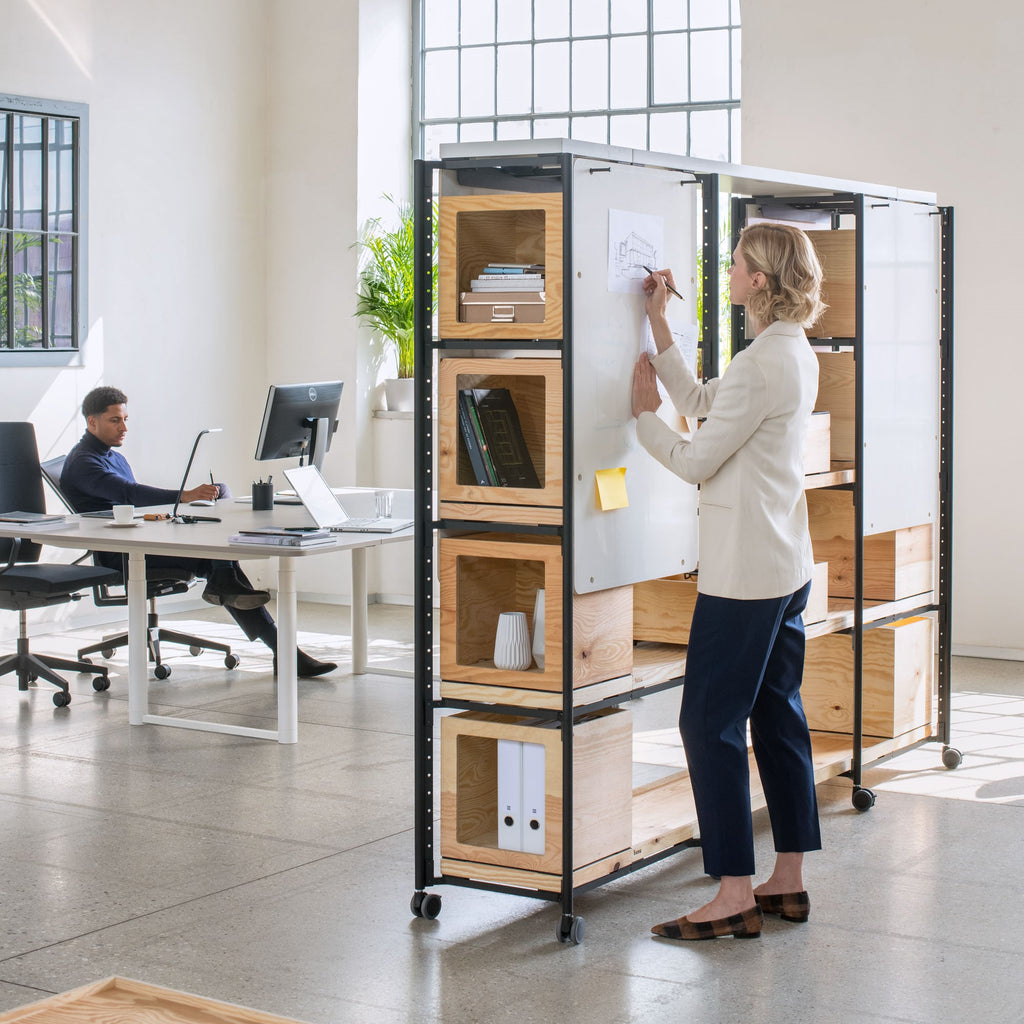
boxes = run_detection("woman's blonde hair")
[738,222,827,328]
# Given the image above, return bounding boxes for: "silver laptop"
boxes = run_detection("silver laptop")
[283,465,413,533]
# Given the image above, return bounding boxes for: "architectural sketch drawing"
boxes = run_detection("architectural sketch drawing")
[608,208,666,294]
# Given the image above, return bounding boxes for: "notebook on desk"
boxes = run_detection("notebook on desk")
[283,465,413,533]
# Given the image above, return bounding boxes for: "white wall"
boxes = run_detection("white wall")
[0,0,417,641]
[741,0,1023,657]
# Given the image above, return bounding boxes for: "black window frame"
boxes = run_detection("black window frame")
[0,93,88,365]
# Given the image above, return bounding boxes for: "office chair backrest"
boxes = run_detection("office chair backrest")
[40,456,73,512]
[0,422,47,565]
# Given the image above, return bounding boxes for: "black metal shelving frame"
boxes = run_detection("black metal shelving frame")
[411,150,958,940]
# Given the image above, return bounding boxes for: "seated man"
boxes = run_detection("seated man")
[61,386,336,678]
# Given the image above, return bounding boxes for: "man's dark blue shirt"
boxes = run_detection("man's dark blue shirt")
[60,431,178,513]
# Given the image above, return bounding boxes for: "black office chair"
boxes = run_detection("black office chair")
[40,456,239,681]
[0,423,120,706]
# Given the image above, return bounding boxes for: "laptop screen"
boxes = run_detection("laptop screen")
[283,465,348,527]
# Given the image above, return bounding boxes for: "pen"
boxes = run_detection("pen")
[643,265,684,301]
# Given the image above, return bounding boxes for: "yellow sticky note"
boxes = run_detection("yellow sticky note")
[595,467,629,510]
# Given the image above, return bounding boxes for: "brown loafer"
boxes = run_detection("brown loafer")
[755,890,810,923]
[652,905,763,940]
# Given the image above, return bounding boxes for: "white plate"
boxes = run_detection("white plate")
[105,521,140,528]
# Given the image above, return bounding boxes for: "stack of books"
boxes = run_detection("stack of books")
[0,511,75,531]
[457,388,540,488]
[468,263,545,292]
[228,527,335,547]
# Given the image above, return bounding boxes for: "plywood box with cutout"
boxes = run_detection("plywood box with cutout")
[807,229,856,339]
[801,616,935,737]
[814,351,855,463]
[438,192,563,339]
[440,709,633,875]
[440,533,633,691]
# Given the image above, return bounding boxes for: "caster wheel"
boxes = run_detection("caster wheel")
[852,786,876,811]
[189,645,202,657]
[154,664,171,680]
[79,657,93,667]
[28,672,38,683]
[92,676,111,692]
[942,746,963,769]
[52,690,71,707]
[410,892,442,919]
[101,647,116,660]
[224,654,240,670]
[556,915,585,945]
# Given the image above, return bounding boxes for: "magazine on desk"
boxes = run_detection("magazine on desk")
[228,527,335,548]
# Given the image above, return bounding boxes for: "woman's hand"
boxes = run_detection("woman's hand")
[643,267,677,322]
[632,353,662,419]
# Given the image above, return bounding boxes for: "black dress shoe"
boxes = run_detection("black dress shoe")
[202,574,271,610]
[273,649,338,678]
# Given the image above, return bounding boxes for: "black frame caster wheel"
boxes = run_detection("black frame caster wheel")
[27,672,38,683]
[92,676,110,692]
[189,645,202,657]
[556,915,585,945]
[154,664,171,680]
[52,690,71,707]
[852,786,876,811]
[101,647,116,659]
[941,746,963,769]
[410,892,442,919]
[79,657,93,667]
[224,654,240,670]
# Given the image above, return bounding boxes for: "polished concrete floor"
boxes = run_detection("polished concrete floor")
[1,603,1022,1023]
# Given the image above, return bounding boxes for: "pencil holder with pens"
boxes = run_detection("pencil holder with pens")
[251,481,274,511]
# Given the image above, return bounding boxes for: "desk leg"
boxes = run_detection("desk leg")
[351,547,367,674]
[127,551,148,726]
[277,558,298,744]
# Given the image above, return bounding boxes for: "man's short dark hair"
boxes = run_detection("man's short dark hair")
[82,386,128,419]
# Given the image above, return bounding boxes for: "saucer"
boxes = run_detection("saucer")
[106,521,140,528]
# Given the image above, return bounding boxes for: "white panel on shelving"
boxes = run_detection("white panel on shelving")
[861,199,942,536]
[571,156,700,593]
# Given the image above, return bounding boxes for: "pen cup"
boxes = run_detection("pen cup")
[251,482,274,511]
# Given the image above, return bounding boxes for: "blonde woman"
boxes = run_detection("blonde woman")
[632,223,826,940]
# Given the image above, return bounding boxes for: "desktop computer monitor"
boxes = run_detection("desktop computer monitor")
[254,381,343,473]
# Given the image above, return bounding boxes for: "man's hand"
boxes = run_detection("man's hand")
[181,484,219,503]
[632,353,662,419]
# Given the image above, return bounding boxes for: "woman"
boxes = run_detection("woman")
[632,222,826,940]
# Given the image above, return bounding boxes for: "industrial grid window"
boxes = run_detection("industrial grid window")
[415,0,741,162]
[0,95,87,357]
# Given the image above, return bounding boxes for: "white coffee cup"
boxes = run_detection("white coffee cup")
[112,504,135,524]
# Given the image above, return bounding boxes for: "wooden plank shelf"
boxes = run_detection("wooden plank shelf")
[804,591,936,639]
[804,461,856,489]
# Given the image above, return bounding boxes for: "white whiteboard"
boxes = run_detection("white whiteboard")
[571,157,700,593]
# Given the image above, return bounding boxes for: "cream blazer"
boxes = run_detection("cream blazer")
[636,320,819,600]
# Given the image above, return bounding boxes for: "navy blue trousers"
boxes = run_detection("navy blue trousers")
[680,580,822,878]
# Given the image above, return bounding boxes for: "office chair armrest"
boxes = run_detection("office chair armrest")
[0,536,23,576]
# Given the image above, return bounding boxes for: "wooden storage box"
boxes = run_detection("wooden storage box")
[440,709,633,875]
[801,616,935,737]
[633,573,698,645]
[807,489,933,601]
[460,290,546,324]
[807,229,856,340]
[804,561,829,625]
[804,411,832,475]
[440,533,633,691]
[438,356,563,514]
[438,192,563,339]
[814,351,855,463]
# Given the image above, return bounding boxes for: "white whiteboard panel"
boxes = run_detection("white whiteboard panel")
[571,157,700,593]
[861,200,942,536]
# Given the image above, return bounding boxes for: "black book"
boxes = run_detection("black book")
[469,388,540,489]
[457,390,495,486]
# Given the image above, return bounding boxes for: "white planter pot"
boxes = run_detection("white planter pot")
[383,378,415,412]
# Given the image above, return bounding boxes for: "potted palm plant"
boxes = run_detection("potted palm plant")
[355,195,436,411]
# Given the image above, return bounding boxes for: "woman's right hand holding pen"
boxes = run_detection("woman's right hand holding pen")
[643,267,678,322]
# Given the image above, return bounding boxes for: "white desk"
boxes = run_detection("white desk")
[0,501,412,744]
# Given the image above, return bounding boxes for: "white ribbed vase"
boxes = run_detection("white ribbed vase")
[493,611,533,672]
